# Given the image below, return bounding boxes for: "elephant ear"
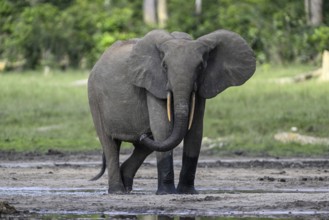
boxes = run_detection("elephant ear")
[197,30,256,99]
[128,30,173,99]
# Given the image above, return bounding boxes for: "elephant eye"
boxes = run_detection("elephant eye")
[162,62,168,72]
[197,62,204,72]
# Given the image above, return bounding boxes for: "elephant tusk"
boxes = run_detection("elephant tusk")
[188,92,196,130]
[167,91,172,122]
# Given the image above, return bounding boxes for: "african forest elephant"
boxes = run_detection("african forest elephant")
[88,29,256,194]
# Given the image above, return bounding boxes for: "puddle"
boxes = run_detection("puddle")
[2,157,329,168]
[2,187,329,219]
[0,187,105,196]
[0,161,99,168]
[198,187,329,194]
[2,186,329,197]
[10,210,329,219]
[2,158,329,219]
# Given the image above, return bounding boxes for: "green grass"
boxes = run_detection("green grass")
[0,70,99,152]
[1,64,329,157]
[204,64,329,157]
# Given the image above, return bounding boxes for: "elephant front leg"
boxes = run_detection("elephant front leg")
[146,93,175,194]
[177,97,205,194]
[156,151,176,194]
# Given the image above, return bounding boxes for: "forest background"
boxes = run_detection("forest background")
[1,0,328,70]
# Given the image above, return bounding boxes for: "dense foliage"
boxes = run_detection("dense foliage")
[0,0,328,70]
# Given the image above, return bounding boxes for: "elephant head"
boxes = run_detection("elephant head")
[128,29,256,152]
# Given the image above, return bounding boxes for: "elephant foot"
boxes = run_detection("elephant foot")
[176,184,198,194]
[156,183,177,195]
[107,188,127,194]
[107,183,127,194]
[122,176,133,192]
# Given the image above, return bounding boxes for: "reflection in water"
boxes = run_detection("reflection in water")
[2,187,325,219]
[111,215,197,220]
[2,186,329,196]
[157,216,195,220]
[10,211,312,220]
[110,215,291,220]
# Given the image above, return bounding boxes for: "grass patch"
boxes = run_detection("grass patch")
[204,64,329,157]
[0,70,99,152]
[1,64,329,157]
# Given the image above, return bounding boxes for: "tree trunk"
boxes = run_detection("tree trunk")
[143,0,157,26]
[319,50,329,81]
[157,0,168,28]
[305,0,323,26]
[195,0,202,15]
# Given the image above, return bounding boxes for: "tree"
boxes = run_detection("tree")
[143,0,157,26]
[143,0,168,27]
[195,0,202,15]
[305,0,323,26]
[157,0,168,28]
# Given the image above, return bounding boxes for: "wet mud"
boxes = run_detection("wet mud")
[1,151,329,219]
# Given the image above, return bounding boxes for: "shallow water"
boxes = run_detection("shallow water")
[1,157,328,168]
[2,158,329,219]
[0,161,100,168]
[16,210,329,219]
[2,186,329,197]
[2,186,329,219]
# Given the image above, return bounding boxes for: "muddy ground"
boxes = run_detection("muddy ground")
[1,150,329,219]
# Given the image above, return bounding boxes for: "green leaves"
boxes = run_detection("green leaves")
[309,26,329,52]
[0,1,143,69]
[0,1,328,69]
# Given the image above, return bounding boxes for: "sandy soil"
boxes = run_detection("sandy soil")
[1,151,329,219]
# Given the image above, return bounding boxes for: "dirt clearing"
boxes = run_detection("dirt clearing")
[0,151,329,219]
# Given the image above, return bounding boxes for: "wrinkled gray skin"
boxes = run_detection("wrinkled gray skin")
[88,29,256,194]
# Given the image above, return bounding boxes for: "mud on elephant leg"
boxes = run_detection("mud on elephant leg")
[120,144,153,192]
[177,153,199,194]
[177,97,205,194]
[156,151,176,194]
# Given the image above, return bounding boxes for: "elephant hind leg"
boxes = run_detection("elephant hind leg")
[103,138,126,194]
[88,87,125,193]
[120,143,153,192]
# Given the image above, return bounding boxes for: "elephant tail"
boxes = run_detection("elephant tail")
[90,153,106,181]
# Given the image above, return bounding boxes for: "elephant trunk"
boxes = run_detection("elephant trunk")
[139,92,191,152]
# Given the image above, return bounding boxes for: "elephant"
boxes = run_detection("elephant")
[88,29,256,194]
